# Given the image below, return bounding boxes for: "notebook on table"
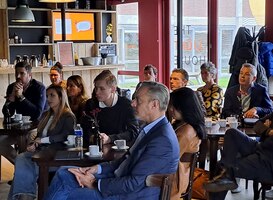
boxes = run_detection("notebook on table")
[55,150,81,160]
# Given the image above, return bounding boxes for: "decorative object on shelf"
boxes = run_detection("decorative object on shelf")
[86,0,90,9]
[106,35,112,43]
[12,0,35,23]
[106,23,113,43]
[39,0,76,2]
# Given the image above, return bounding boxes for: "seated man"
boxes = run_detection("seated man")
[222,63,273,119]
[44,82,180,200]
[0,61,47,164]
[203,113,273,200]
[81,70,138,147]
[170,68,206,115]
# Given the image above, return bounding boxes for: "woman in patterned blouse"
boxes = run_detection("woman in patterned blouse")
[197,62,224,120]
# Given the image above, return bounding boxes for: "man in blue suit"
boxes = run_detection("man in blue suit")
[44,82,180,200]
[222,63,273,119]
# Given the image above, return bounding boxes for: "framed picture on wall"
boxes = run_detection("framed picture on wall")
[57,42,75,66]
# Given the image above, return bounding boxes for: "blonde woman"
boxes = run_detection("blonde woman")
[9,85,76,200]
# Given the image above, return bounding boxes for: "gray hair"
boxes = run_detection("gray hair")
[139,81,169,111]
[200,62,217,76]
[241,63,257,76]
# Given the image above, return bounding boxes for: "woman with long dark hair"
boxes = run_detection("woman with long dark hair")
[169,87,206,199]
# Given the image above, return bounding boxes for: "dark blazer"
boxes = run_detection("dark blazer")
[37,112,75,143]
[2,79,48,121]
[98,117,180,200]
[222,83,273,118]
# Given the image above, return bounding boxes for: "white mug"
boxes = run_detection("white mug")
[89,145,100,155]
[227,117,237,124]
[205,118,212,128]
[14,114,22,121]
[67,135,76,146]
[114,140,126,149]
[218,119,227,128]
[22,116,31,123]
[229,121,238,129]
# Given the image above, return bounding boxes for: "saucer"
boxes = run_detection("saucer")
[23,120,32,124]
[64,141,75,147]
[85,152,103,158]
[111,146,129,151]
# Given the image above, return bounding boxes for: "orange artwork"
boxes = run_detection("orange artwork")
[53,12,95,41]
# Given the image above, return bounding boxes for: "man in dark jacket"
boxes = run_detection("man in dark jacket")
[222,63,273,119]
[0,61,47,164]
[204,112,273,199]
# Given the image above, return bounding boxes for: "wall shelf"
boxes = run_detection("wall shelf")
[9,43,54,46]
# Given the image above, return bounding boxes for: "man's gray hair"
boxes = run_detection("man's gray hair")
[139,81,169,111]
[242,63,257,77]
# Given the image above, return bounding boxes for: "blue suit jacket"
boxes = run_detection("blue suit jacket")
[98,117,179,200]
[222,83,273,118]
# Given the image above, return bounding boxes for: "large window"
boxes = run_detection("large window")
[218,0,265,88]
[170,0,208,89]
[116,3,139,89]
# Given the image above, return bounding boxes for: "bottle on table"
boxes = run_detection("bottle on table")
[74,124,83,150]
[3,107,11,124]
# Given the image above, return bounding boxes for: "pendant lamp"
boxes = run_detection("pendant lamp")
[39,0,76,2]
[12,0,35,22]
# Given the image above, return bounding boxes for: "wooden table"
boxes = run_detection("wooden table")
[207,124,256,179]
[0,118,38,153]
[32,144,126,200]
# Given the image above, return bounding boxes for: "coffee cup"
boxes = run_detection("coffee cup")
[89,145,100,156]
[205,117,212,128]
[22,116,31,123]
[114,139,126,149]
[67,135,76,146]
[229,121,238,129]
[218,119,227,128]
[14,114,22,121]
[227,117,237,124]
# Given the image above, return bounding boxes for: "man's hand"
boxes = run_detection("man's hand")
[68,168,96,189]
[244,108,258,118]
[14,81,23,98]
[99,133,111,144]
[264,119,272,128]
[77,165,98,176]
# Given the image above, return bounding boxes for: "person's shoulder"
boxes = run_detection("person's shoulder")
[225,84,239,93]
[117,95,131,105]
[30,79,46,89]
[212,84,223,90]
[253,83,267,90]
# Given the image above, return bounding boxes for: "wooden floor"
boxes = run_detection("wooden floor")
[0,157,262,200]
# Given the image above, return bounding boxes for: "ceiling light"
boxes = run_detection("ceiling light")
[12,0,35,22]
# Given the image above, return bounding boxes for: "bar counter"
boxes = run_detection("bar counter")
[0,64,123,117]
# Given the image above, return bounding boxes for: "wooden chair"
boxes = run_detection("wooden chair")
[146,173,175,200]
[197,139,207,169]
[180,152,199,200]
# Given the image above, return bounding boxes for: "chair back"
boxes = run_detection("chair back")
[180,152,199,200]
[198,139,208,169]
[146,173,175,200]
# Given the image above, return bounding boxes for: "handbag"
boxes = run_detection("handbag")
[192,168,210,200]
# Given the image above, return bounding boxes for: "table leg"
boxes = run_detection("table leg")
[17,134,27,153]
[209,137,220,179]
[37,165,49,200]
